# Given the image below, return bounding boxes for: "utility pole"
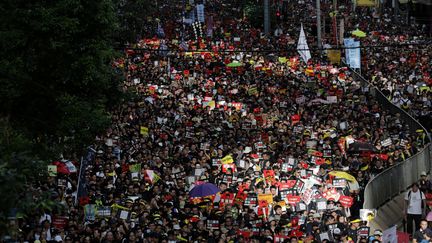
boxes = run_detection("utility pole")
[317,0,322,49]
[264,0,270,35]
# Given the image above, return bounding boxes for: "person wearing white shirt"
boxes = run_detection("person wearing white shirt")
[404,183,427,236]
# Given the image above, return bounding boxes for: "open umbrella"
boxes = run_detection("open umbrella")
[189,183,220,198]
[352,29,367,38]
[348,142,378,153]
[328,171,356,181]
[226,61,243,67]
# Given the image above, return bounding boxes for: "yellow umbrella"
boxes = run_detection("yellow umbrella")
[328,171,357,182]
[352,29,367,38]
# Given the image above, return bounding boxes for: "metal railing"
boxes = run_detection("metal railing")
[347,67,432,209]
[363,144,432,209]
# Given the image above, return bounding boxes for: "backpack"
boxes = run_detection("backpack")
[408,190,425,209]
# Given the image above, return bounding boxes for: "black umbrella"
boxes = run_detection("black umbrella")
[348,142,378,153]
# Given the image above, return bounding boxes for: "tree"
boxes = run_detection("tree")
[0,0,122,235]
[0,0,122,155]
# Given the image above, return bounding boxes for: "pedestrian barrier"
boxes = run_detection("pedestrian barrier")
[348,67,432,210]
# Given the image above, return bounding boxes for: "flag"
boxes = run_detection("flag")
[145,170,160,184]
[84,204,96,221]
[76,149,95,206]
[297,23,311,63]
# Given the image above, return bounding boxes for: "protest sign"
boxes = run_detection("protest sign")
[339,195,354,208]
[140,126,149,136]
[357,226,370,238]
[48,165,57,177]
[360,209,377,221]
[258,194,273,205]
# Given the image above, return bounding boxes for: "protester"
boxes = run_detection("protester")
[413,219,432,243]
[5,0,430,242]
[405,183,427,236]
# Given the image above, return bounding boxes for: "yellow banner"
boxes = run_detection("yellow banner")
[357,0,377,6]
[258,194,274,205]
[327,50,341,64]
[140,126,149,136]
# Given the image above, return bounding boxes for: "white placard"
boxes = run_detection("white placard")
[327,96,338,103]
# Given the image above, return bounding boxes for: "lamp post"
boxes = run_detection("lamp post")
[264,0,270,35]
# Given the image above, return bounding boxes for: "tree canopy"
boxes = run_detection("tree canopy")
[0,0,126,230]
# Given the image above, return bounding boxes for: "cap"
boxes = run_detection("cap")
[350,219,362,223]
[333,228,341,235]
[374,229,383,236]
[421,171,427,176]
[55,235,63,242]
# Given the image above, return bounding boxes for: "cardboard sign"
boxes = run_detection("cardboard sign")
[357,226,370,237]
[248,86,258,95]
[279,180,297,190]
[287,195,302,205]
[212,159,221,166]
[220,192,235,206]
[296,96,306,104]
[52,216,68,229]
[327,96,338,103]
[234,192,247,206]
[381,138,392,147]
[323,188,341,202]
[221,163,236,173]
[316,199,328,211]
[140,126,149,136]
[295,202,307,212]
[360,209,377,221]
[257,194,273,205]
[339,195,354,208]
[301,188,314,205]
[319,231,333,241]
[244,194,258,207]
[207,220,220,230]
[294,180,305,192]
[332,178,347,188]
[97,206,111,218]
[48,165,58,177]
[274,235,289,242]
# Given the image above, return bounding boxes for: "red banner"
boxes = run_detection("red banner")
[287,195,302,205]
[339,195,354,208]
[279,180,297,190]
[52,216,68,229]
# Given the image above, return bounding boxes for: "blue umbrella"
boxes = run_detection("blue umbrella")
[189,183,220,198]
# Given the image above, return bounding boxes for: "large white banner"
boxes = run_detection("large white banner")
[196,4,205,23]
[344,38,361,69]
[297,23,311,63]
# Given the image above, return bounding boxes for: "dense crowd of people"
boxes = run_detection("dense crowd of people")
[348,7,432,131]
[4,0,431,242]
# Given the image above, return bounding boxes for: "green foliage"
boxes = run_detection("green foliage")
[0,119,52,232]
[0,0,122,153]
[0,0,123,234]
